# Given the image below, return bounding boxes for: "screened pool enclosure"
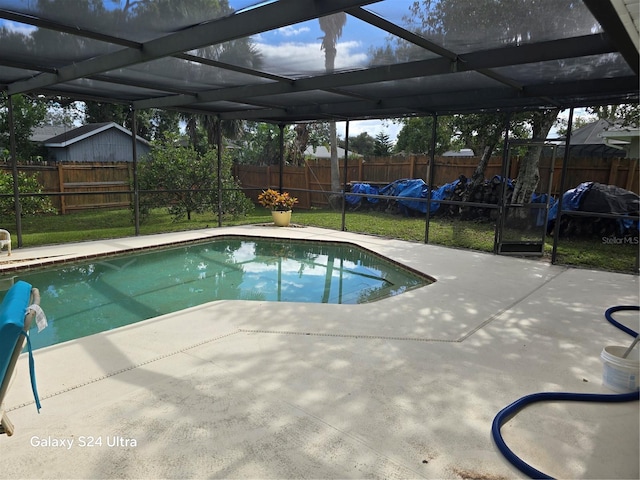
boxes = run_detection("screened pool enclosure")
[0,0,638,260]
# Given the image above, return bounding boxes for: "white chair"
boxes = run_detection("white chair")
[0,230,11,256]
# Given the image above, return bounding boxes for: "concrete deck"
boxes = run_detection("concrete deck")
[1,225,638,479]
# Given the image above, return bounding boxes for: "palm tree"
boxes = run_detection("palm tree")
[319,13,347,198]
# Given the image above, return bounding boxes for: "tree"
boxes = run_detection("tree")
[319,13,347,198]
[454,113,511,189]
[293,123,330,165]
[137,135,253,222]
[511,109,560,204]
[20,0,255,146]
[0,94,47,162]
[395,0,590,203]
[43,98,83,127]
[588,104,640,126]
[346,132,376,156]
[232,123,291,165]
[394,116,457,155]
[373,132,393,156]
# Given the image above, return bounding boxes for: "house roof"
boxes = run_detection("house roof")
[30,125,72,143]
[599,125,640,141]
[568,119,618,145]
[599,123,640,153]
[558,118,631,156]
[0,1,637,124]
[443,148,475,157]
[43,122,150,148]
[304,145,361,159]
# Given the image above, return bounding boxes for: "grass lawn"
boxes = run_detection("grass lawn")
[11,206,639,273]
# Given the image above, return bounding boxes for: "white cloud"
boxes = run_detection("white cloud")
[253,39,398,141]
[1,20,36,36]
[277,25,310,37]
[337,120,401,143]
[256,40,368,74]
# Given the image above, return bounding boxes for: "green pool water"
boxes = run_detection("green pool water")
[1,237,432,350]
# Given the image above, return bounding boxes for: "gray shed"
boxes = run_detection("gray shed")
[43,122,150,162]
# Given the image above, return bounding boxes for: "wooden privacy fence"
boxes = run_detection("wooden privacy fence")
[1,155,638,213]
[3,162,132,214]
[235,155,640,209]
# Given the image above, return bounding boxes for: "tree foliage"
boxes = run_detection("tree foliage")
[0,170,56,219]
[0,94,47,162]
[137,135,252,222]
[319,13,347,193]
[346,132,376,156]
[405,0,596,49]
[394,116,458,154]
[4,0,258,145]
[373,132,393,156]
[588,104,640,127]
[232,123,292,165]
[376,0,589,202]
[231,122,331,166]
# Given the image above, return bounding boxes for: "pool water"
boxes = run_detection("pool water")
[1,237,432,350]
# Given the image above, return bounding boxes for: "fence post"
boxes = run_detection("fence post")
[57,163,66,214]
[304,162,311,208]
[608,158,619,185]
[627,159,638,191]
[425,157,431,185]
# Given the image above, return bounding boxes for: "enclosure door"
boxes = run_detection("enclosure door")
[496,142,556,256]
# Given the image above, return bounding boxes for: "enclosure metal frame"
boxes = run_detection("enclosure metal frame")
[0,1,636,269]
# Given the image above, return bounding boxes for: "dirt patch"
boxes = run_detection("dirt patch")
[450,467,511,480]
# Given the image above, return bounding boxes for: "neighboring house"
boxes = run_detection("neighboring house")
[559,119,629,158]
[599,125,640,158]
[304,145,362,159]
[30,125,70,143]
[442,148,475,157]
[38,122,150,162]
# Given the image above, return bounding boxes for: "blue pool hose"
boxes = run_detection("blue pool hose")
[491,305,640,479]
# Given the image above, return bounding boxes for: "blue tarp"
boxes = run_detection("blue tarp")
[531,193,551,227]
[547,181,639,235]
[428,178,464,214]
[364,177,472,215]
[547,181,592,224]
[346,183,380,206]
[396,179,430,214]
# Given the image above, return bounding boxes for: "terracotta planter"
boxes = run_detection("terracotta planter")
[271,210,292,227]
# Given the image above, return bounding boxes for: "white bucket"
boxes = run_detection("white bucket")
[601,345,640,393]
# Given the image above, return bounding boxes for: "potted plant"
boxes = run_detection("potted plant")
[258,188,298,227]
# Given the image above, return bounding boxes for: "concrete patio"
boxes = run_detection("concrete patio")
[1,225,638,479]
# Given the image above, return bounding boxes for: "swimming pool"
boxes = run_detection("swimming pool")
[1,237,432,350]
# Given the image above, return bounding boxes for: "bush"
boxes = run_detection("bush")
[0,170,56,219]
[136,138,253,222]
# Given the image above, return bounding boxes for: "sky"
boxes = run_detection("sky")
[336,119,402,143]
[1,0,410,141]
[1,1,600,144]
[246,2,415,143]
